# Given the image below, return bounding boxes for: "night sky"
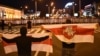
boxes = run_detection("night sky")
[0,0,100,9]
[0,0,100,12]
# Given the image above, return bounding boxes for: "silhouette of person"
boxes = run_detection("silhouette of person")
[1,26,49,56]
[1,20,5,31]
[27,20,32,29]
[8,21,12,31]
[62,19,75,56]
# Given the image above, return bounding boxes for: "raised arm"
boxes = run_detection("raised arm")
[2,37,16,43]
[0,34,17,43]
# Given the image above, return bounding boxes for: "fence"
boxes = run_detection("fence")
[0,18,100,25]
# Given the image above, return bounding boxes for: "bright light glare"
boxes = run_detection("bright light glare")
[74,13,78,16]
[65,2,74,8]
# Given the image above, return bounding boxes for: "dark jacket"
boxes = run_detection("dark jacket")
[27,20,32,29]
[62,42,75,48]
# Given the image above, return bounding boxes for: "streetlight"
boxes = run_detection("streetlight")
[45,1,55,17]
[51,2,54,7]
[33,0,42,18]
[21,5,28,15]
[46,4,50,14]
[72,3,77,16]
[35,0,37,14]
[65,2,75,16]
[20,5,28,24]
[79,0,81,17]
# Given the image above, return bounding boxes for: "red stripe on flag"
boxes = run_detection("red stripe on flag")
[76,27,94,35]
[32,39,52,45]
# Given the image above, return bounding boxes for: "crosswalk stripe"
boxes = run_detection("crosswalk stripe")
[34,28,42,33]
[28,29,36,34]
[0,27,48,35]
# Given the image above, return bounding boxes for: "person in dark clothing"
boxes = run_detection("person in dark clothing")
[62,19,75,56]
[1,26,49,56]
[1,20,5,31]
[27,20,32,29]
[8,21,12,31]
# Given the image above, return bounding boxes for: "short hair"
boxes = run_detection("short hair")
[20,26,27,35]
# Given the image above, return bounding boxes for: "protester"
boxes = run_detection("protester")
[8,21,12,31]
[27,19,32,29]
[1,20,5,31]
[62,19,75,56]
[0,26,49,56]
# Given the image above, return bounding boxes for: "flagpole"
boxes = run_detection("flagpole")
[79,0,81,17]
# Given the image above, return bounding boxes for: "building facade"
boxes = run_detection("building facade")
[0,4,22,20]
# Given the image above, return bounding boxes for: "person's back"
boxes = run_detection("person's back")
[27,20,32,29]
[14,36,34,56]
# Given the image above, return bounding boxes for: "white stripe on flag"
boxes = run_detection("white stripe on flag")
[42,23,97,29]
[4,45,17,54]
[3,34,20,39]
[4,44,53,54]
[55,35,94,43]
[42,23,97,43]
[32,44,53,53]
[2,28,52,54]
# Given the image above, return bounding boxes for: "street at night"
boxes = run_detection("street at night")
[0,0,100,56]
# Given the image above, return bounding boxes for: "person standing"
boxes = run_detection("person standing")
[62,19,75,56]
[1,20,5,31]
[8,21,12,31]
[27,19,32,29]
[0,26,49,56]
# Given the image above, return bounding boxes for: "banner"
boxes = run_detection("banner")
[42,23,97,43]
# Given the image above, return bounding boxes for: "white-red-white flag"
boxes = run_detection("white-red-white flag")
[42,23,97,43]
[2,28,53,54]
